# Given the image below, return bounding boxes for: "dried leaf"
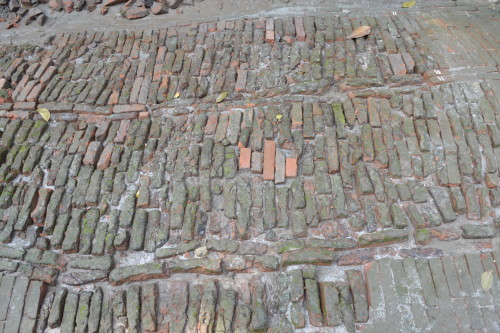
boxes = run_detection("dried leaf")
[216,91,228,103]
[346,26,371,39]
[174,91,180,99]
[276,114,283,120]
[36,108,50,122]
[402,1,416,8]
[481,270,493,291]
[136,191,140,198]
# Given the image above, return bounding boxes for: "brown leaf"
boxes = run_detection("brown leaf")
[347,26,371,39]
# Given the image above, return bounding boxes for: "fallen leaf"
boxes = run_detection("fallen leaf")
[402,1,416,8]
[347,26,371,39]
[36,108,50,122]
[174,91,180,99]
[481,270,493,291]
[136,191,140,198]
[216,91,228,103]
[276,114,283,121]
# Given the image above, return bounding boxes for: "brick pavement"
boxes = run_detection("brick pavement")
[0,2,499,332]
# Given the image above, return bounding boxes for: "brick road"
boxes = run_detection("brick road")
[0,1,499,332]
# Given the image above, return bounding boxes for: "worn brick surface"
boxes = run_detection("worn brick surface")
[0,5,499,332]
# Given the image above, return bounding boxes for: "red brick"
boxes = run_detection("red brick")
[83,141,103,166]
[3,58,23,80]
[294,17,306,42]
[235,69,248,92]
[156,46,167,63]
[263,140,276,181]
[204,113,219,135]
[17,80,37,102]
[12,74,29,99]
[97,144,114,169]
[77,114,106,124]
[39,66,57,85]
[6,111,30,120]
[33,58,54,80]
[338,248,376,266]
[130,77,144,103]
[255,18,265,29]
[285,157,297,178]
[114,120,131,143]
[401,52,415,74]
[113,104,146,113]
[138,111,149,119]
[239,147,251,170]
[95,120,111,140]
[265,18,274,43]
[13,101,36,111]
[387,54,406,76]
[153,64,163,82]
[108,91,120,105]
[26,83,45,103]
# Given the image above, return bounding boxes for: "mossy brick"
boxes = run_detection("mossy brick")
[358,229,409,247]
[109,262,168,285]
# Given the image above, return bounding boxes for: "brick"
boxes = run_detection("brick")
[251,151,263,173]
[263,140,276,180]
[285,157,297,178]
[205,113,219,135]
[114,120,130,143]
[17,80,37,102]
[402,52,415,73]
[388,54,407,76]
[234,69,248,92]
[13,101,36,111]
[291,103,303,128]
[294,17,306,41]
[34,58,55,81]
[275,149,286,184]
[83,141,102,166]
[40,66,57,85]
[26,83,45,103]
[239,147,251,170]
[265,18,274,43]
[113,104,146,113]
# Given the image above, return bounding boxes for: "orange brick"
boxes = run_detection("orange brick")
[285,157,297,178]
[239,147,251,170]
[263,140,276,181]
[294,17,306,42]
[388,54,406,76]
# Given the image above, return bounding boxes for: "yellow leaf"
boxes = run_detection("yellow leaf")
[346,26,371,39]
[36,108,50,122]
[136,191,140,198]
[216,91,228,103]
[174,91,180,99]
[481,270,493,291]
[276,114,283,120]
[402,1,416,8]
